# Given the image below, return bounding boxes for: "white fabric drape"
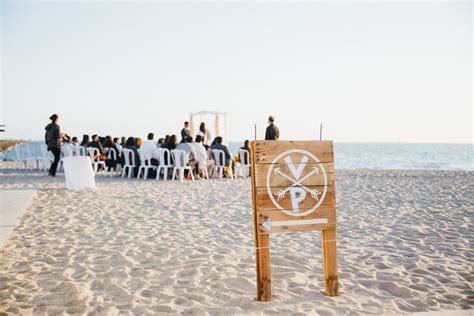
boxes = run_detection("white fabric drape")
[215,115,221,138]
[189,115,195,138]
[63,156,96,190]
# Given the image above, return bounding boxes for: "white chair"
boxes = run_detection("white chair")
[121,148,136,178]
[212,149,233,179]
[87,147,106,174]
[24,143,38,170]
[13,145,28,170]
[197,161,209,180]
[156,148,173,181]
[171,149,194,182]
[38,145,53,172]
[236,149,250,178]
[105,148,121,176]
[137,153,157,180]
[59,145,74,171]
[71,144,81,157]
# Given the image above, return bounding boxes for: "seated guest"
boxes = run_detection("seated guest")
[239,140,251,165]
[211,136,235,176]
[121,136,127,147]
[80,134,90,147]
[176,136,199,175]
[164,135,178,151]
[163,135,178,165]
[139,133,159,166]
[124,137,141,176]
[104,135,120,170]
[70,136,80,156]
[113,137,122,151]
[87,134,105,155]
[135,137,143,149]
[192,135,215,177]
[161,135,170,148]
[157,138,165,146]
[99,136,106,147]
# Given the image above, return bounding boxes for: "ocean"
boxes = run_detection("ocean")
[2,141,473,171]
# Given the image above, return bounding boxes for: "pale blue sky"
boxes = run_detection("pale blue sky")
[1,1,472,142]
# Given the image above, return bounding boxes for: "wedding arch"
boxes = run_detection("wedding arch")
[188,111,229,145]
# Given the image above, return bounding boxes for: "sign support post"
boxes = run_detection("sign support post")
[322,229,338,296]
[251,141,272,301]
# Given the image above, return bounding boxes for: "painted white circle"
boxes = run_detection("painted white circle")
[266,149,328,217]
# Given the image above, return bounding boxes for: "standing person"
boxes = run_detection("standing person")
[265,115,280,140]
[181,121,190,142]
[44,114,61,177]
[197,122,212,146]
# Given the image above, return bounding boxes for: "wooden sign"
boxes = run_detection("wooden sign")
[250,140,338,301]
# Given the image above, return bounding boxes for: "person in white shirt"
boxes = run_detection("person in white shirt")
[197,122,212,146]
[176,136,199,176]
[114,137,123,151]
[192,135,215,177]
[139,133,160,165]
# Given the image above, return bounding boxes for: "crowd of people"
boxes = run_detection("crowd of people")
[44,114,282,179]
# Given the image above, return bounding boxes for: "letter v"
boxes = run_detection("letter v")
[284,155,309,180]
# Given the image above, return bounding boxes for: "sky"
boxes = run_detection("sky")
[1,1,472,143]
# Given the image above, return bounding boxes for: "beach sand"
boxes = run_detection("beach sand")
[0,162,473,315]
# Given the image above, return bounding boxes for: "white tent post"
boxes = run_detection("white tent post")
[189,114,195,138]
[225,113,228,146]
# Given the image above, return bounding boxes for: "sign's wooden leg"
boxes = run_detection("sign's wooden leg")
[322,229,339,296]
[256,232,272,301]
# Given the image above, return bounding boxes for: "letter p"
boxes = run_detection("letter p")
[289,187,307,212]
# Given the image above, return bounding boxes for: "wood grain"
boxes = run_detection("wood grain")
[256,186,336,211]
[255,141,334,164]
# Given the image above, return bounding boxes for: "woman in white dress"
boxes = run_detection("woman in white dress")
[197,122,212,146]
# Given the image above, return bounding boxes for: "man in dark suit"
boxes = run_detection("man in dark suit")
[181,121,190,142]
[265,115,280,140]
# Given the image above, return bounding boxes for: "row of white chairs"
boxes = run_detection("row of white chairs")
[8,143,251,182]
[121,148,251,182]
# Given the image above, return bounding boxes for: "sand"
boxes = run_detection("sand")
[0,162,473,315]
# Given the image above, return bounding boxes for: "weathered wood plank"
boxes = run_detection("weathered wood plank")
[258,208,336,223]
[251,140,272,301]
[271,221,336,234]
[255,166,335,188]
[323,229,339,296]
[256,186,335,211]
[255,141,334,164]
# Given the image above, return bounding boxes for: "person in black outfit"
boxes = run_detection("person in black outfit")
[87,134,105,155]
[103,135,120,170]
[265,115,280,140]
[181,121,190,142]
[211,136,235,176]
[80,134,90,147]
[44,114,61,177]
[124,137,141,176]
